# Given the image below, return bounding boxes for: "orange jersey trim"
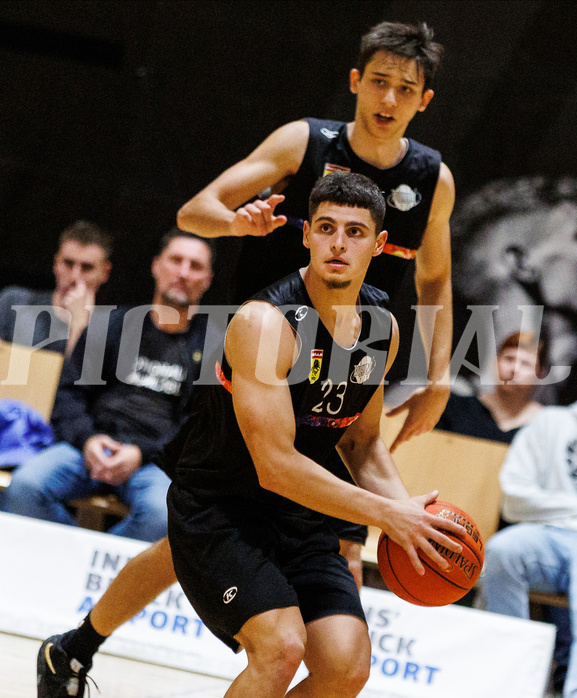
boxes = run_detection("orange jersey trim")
[382,242,417,260]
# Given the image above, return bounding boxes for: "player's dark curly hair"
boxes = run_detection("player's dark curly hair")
[308,171,385,232]
[356,21,443,91]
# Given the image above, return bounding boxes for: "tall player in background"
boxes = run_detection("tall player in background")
[36,22,455,696]
[180,22,453,453]
[166,172,462,697]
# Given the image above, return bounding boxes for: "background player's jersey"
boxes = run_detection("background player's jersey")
[235,117,441,303]
[168,271,392,514]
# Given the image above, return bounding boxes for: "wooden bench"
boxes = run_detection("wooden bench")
[0,467,129,532]
[0,468,11,491]
[0,340,64,422]
[69,493,129,531]
[529,592,569,609]
[0,475,129,533]
[528,590,569,627]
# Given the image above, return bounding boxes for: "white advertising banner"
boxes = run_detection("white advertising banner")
[0,512,555,697]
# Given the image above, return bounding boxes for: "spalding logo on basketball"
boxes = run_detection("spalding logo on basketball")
[377,501,484,606]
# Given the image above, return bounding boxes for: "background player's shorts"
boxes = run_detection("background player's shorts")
[326,514,369,544]
[323,450,368,544]
[167,483,365,652]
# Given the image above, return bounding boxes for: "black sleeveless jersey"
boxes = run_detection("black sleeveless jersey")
[168,271,392,512]
[234,117,442,303]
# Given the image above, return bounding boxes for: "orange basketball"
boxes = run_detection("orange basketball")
[377,500,484,606]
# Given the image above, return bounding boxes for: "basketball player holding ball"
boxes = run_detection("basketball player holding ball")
[165,173,464,696]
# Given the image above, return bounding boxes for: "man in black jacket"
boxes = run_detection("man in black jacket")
[5,229,213,542]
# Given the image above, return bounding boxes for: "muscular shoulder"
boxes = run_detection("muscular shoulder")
[226,301,297,381]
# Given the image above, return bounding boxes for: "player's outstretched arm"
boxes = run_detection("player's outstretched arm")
[387,162,455,452]
[226,303,463,575]
[177,120,309,238]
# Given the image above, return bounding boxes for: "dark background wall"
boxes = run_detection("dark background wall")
[0,0,576,308]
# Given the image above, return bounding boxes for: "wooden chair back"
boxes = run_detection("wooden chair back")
[0,339,64,421]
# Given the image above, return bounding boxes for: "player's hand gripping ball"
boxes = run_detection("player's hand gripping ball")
[377,501,484,606]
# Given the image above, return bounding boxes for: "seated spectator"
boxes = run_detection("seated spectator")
[436,331,545,443]
[482,405,577,698]
[0,220,113,356]
[0,222,111,509]
[5,229,214,542]
[437,331,568,695]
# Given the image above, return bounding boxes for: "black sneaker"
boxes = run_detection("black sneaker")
[37,635,92,697]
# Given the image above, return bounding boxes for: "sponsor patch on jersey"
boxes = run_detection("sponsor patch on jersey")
[350,355,377,384]
[296,413,361,428]
[295,305,308,321]
[223,586,238,604]
[320,127,339,140]
[309,349,323,384]
[323,162,351,177]
[386,184,422,211]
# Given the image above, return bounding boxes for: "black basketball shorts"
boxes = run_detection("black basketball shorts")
[167,483,366,653]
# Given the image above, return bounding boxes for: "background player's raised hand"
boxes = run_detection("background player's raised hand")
[231,194,287,237]
[387,385,451,453]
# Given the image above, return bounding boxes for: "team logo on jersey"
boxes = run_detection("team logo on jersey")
[350,355,376,384]
[323,163,351,177]
[223,586,238,604]
[320,128,339,140]
[386,184,422,211]
[192,350,203,363]
[295,306,308,321]
[309,349,323,383]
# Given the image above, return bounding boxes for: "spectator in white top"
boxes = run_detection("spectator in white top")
[483,404,577,697]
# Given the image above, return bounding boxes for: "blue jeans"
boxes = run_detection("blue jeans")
[483,523,576,697]
[6,442,170,542]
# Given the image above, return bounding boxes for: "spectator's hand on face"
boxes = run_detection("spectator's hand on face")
[62,280,96,328]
